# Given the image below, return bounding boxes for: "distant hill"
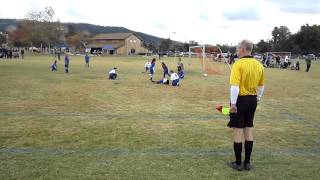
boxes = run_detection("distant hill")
[0,19,165,47]
[0,19,19,31]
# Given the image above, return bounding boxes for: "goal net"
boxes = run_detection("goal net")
[189,45,230,76]
[265,52,292,67]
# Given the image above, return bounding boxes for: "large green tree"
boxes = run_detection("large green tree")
[271,26,292,52]
[256,39,270,53]
[0,33,6,45]
[292,24,320,55]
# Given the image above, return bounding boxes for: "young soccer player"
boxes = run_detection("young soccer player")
[282,56,289,69]
[291,61,300,71]
[64,54,70,73]
[178,66,185,79]
[51,60,57,71]
[85,53,90,68]
[144,60,150,73]
[149,58,156,81]
[161,62,170,78]
[109,67,117,80]
[170,70,180,86]
[177,58,184,71]
[152,78,170,85]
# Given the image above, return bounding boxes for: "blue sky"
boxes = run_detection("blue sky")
[1,0,320,44]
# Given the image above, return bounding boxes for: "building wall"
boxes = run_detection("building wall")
[124,35,148,55]
[116,46,126,55]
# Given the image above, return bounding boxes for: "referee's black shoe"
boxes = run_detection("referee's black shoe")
[243,163,252,171]
[227,162,243,171]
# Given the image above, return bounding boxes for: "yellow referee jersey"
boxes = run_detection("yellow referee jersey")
[230,56,265,96]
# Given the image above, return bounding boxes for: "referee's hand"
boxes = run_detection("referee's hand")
[230,104,237,113]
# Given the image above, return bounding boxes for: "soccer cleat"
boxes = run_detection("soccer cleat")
[243,163,252,171]
[227,162,243,171]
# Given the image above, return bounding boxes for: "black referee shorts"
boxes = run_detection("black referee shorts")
[228,95,257,128]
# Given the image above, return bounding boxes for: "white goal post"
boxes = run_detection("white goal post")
[188,45,231,75]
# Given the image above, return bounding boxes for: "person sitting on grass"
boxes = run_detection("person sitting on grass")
[291,61,300,71]
[152,78,170,85]
[64,54,70,73]
[282,55,291,69]
[109,67,117,80]
[51,60,57,71]
[149,58,156,81]
[170,70,180,87]
[85,53,90,68]
[161,62,170,78]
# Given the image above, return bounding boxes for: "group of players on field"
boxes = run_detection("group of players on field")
[50,53,186,84]
[144,57,185,86]
[261,53,313,72]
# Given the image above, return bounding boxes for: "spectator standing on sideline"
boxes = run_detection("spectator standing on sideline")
[85,53,90,68]
[21,49,25,59]
[305,54,312,72]
[64,54,70,73]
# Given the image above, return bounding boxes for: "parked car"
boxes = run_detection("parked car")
[29,47,40,53]
[254,54,262,59]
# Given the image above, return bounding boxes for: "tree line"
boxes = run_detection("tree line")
[256,25,320,55]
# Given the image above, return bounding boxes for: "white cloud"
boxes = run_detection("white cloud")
[267,0,320,14]
[0,0,320,45]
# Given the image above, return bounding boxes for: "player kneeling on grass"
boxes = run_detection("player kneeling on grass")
[291,61,300,71]
[170,70,180,86]
[228,39,265,171]
[178,66,185,79]
[152,78,170,85]
[51,60,57,71]
[109,67,117,80]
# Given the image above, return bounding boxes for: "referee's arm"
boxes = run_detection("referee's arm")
[257,69,265,101]
[229,64,241,113]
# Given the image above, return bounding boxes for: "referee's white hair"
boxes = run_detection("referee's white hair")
[238,39,253,52]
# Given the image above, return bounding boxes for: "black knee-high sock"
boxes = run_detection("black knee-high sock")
[233,142,242,165]
[244,141,253,164]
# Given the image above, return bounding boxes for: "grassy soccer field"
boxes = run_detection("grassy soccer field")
[0,54,319,180]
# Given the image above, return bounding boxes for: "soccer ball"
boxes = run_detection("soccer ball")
[203,74,208,77]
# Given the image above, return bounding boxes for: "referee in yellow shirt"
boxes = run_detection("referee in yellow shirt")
[228,40,265,171]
